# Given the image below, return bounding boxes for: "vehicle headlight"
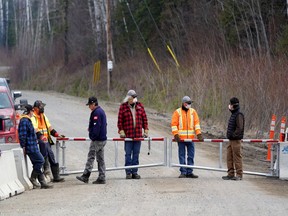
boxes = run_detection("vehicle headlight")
[4,117,15,131]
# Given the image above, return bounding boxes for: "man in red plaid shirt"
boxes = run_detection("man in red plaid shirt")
[117,90,149,179]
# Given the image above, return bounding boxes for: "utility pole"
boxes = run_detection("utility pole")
[106,0,113,97]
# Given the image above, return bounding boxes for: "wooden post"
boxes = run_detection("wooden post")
[106,0,113,96]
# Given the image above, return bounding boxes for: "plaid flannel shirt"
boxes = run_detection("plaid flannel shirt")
[117,102,148,138]
[18,116,40,154]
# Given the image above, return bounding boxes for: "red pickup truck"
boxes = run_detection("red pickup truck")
[0,84,22,143]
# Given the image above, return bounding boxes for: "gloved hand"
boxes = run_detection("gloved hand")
[119,130,126,138]
[143,129,149,138]
[174,134,181,142]
[197,134,204,142]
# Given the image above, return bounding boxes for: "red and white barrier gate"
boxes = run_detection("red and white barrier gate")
[56,137,280,177]
[169,139,279,177]
[55,137,167,175]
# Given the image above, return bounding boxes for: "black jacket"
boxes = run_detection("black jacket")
[226,108,244,140]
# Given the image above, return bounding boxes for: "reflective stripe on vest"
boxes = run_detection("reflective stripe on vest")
[176,108,195,137]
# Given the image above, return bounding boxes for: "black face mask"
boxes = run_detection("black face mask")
[39,107,45,113]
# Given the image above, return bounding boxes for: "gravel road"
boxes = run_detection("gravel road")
[1,90,288,216]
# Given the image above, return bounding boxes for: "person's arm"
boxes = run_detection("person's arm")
[234,114,244,137]
[18,120,28,149]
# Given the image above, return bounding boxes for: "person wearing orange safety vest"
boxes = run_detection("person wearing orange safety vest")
[31,100,65,183]
[171,96,204,178]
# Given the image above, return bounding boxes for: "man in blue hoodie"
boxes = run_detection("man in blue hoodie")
[76,96,107,184]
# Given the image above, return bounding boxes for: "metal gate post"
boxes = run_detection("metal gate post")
[164,137,167,166]
[219,142,223,168]
[60,140,67,175]
[55,140,60,163]
[168,138,173,167]
[270,143,275,176]
[114,141,118,167]
[276,143,280,177]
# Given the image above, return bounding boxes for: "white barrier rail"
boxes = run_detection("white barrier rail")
[56,137,280,177]
[169,139,279,177]
[55,137,167,175]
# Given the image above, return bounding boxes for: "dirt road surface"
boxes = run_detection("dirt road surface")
[1,91,288,216]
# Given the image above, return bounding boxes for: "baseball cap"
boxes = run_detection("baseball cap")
[86,96,98,105]
[33,100,46,108]
[182,96,193,104]
[127,89,137,98]
[23,104,33,114]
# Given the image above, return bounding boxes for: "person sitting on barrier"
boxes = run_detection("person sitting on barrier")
[171,96,204,178]
[18,104,53,189]
[76,96,107,184]
[31,100,65,183]
[117,89,149,180]
[222,97,244,181]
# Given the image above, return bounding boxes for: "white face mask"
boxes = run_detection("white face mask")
[133,98,137,103]
[185,104,191,109]
[228,104,233,110]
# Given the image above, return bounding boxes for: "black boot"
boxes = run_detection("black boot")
[30,170,41,189]
[51,163,65,182]
[76,171,91,183]
[38,173,53,189]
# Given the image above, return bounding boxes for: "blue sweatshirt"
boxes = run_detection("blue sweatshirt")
[89,106,107,141]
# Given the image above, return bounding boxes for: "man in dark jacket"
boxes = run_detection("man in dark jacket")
[76,96,107,184]
[18,104,52,189]
[222,97,245,181]
[117,90,149,179]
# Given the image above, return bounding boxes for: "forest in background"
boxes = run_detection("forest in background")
[0,0,287,137]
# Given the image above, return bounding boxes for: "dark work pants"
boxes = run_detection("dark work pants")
[27,151,45,174]
[38,139,57,166]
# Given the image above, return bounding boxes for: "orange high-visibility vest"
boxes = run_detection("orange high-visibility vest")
[31,112,51,138]
[171,108,201,139]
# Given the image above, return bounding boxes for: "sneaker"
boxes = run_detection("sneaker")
[132,174,141,179]
[76,175,89,183]
[126,174,132,179]
[92,179,106,184]
[186,173,198,178]
[179,174,186,178]
[222,175,234,180]
[231,176,242,181]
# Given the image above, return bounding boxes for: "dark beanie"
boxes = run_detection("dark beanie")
[230,97,239,105]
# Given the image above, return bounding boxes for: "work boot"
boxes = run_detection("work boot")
[186,173,199,178]
[132,173,141,179]
[51,163,65,182]
[43,157,52,182]
[92,178,106,184]
[38,173,53,189]
[222,175,234,180]
[30,170,41,189]
[76,172,91,183]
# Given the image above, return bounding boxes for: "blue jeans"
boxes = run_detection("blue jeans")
[124,141,141,174]
[27,151,45,174]
[178,141,195,175]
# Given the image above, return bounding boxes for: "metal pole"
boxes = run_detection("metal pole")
[61,141,66,175]
[219,142,223,168]
[56,140,60,163]
[164,137,167,166]
[114,141,118,167]
[169,139,173,167]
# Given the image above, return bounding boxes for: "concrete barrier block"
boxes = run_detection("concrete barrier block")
[12,148,33,190]
[0,150,25,201]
